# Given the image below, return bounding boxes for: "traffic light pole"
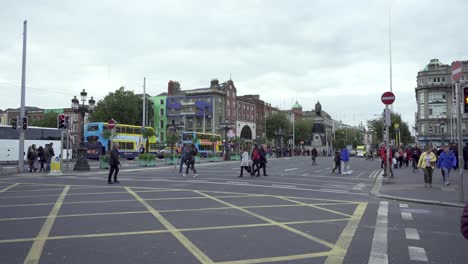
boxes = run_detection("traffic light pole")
[456,82,465,202]
[18,20,27,173]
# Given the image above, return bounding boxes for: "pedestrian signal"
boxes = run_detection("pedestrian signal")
[58,114,65,129]
[464,86,468,114]
[22,116,28,130]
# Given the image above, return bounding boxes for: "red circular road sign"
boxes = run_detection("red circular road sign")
[108,119,115,129]
[452,61,462,82]
[381,91,395,105]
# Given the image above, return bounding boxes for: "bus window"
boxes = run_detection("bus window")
[183,133,194,141]
[88,125,99,131]
[134,128,141,135]
[86,136,99,144]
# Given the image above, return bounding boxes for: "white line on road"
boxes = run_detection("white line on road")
[272,184,296,189]
[226,181,250,185]
[401,212,414,221]
[319,188,350,193]
[314,170,322,173]
[405,228,420,240]
[408,246,428,262]
[399,203,409,208]
[284,168,298,172]
[301,173,309,176]
[368,201,388,264]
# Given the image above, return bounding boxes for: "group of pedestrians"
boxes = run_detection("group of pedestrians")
[239,144,268,177]
[178,144,199,178]
[331,147,350,174]
[26,143,55,173]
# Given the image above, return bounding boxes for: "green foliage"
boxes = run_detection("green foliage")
[139,153,156,161]
[141,128,156,153]
[294,120,312,144]
[266,113,291,140]
[89,86,154,125]
[367,112,412,145]
[30,112,58,128]
[100,154,110,162]
[333,128,363,149]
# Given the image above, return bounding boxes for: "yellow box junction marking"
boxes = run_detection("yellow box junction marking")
[278,196,354,218]
[324,203,367,264]
[195,191,336,249]
[24,185,70,264]
[125,187,214,264]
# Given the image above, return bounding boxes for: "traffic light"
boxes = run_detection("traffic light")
[22,116,28,130]
[58,114,65,129]
[464,86,468,114]
[11,117,17,129]
[64,115,70,129]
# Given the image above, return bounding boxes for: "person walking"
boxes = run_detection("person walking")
[251,144,261,176]
[37,146,45,172]
[27,145,38,172]
[257,145,268,176]
[108,142,120,184]
[44,143,55,172]
[340,147,350,174]
[332,150,341,174]
[412,144,421,173]
[311,147,318,165]
[418,146,437,188]
[184,144,198,178]
[239,146,252,177]
[436,145,456,186]
[381,147,394,178]
[461,200,468,239]
[179,144,187,173]
[404,147,411,167]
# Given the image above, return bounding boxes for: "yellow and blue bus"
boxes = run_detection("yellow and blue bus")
[181,132,222,157]
[85,122,157,159]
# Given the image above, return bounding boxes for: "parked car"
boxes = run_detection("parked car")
[156,147,178,159]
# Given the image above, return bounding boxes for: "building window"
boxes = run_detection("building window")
[160,120,164,129]
[227,100,230,106]
[428,91,446,102]
[73,124,78,132]
[227,109,230,117]
[160,99,164,105]
[419,104,425,119]
[160,109,164,116]
[428,103,447,118]
[442,77,445,83]
[73,114,78,121]
[160,132,164,142]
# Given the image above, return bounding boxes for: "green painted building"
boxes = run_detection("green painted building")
[151,93,168,144]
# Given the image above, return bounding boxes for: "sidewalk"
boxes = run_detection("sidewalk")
[372,164,468,207]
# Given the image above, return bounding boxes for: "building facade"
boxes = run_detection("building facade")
[151,93,168,143]
[415,59,468,147]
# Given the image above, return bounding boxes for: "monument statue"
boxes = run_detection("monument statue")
[315,101,322,116]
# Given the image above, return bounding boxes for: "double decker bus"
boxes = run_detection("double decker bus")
[181,132,222,157]
[84,122,157,159]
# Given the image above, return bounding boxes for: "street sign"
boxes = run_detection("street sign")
[384,107,391,126]
[108,119,115,129]
[452,61,462,82]
[381,91,395,105]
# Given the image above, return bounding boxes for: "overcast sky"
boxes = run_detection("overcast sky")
[1,0,467,129]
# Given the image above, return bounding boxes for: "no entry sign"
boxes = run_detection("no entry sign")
[452,61,462,82]
[381,91,395,105]
[108,119,116,129]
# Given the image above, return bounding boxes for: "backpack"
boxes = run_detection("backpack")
[253,150,260,161]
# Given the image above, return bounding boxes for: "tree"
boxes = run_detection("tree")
[266,113,291,143]
[367,112,412,146]
[30,112,58,128]
[294,120,312,145]
[89,86,154,125]
[333,127,364,149]
[141,128,156,153]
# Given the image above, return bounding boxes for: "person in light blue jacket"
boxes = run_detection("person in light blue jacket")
[436,145,456,186]
[341,147,350,174]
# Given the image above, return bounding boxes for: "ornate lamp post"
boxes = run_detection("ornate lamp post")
[166,122,184,163]
[71,89,96,171]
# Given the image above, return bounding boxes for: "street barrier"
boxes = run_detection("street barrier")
[49,157,62,175]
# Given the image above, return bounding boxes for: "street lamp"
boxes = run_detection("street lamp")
[274,128,285,157]
[71,89,96,171]
[219,121,233,160]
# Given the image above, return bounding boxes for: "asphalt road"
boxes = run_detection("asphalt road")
[0,156,466,263]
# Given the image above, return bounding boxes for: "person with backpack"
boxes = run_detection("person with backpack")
[251,144,261,176]
[239,146,252,177]
[256,145,268,176]
[332,150,341,174]
[412,144,421,173]
[179,144,187,173]
[27,144,38,172]
[37,146,45,172]
[340,147,350,174]
[184,144,198,178]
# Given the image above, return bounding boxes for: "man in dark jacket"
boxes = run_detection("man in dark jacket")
[311,148,318,165]
[108,142,120,184]
[179,144,187,173]
[257,145,268,176]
